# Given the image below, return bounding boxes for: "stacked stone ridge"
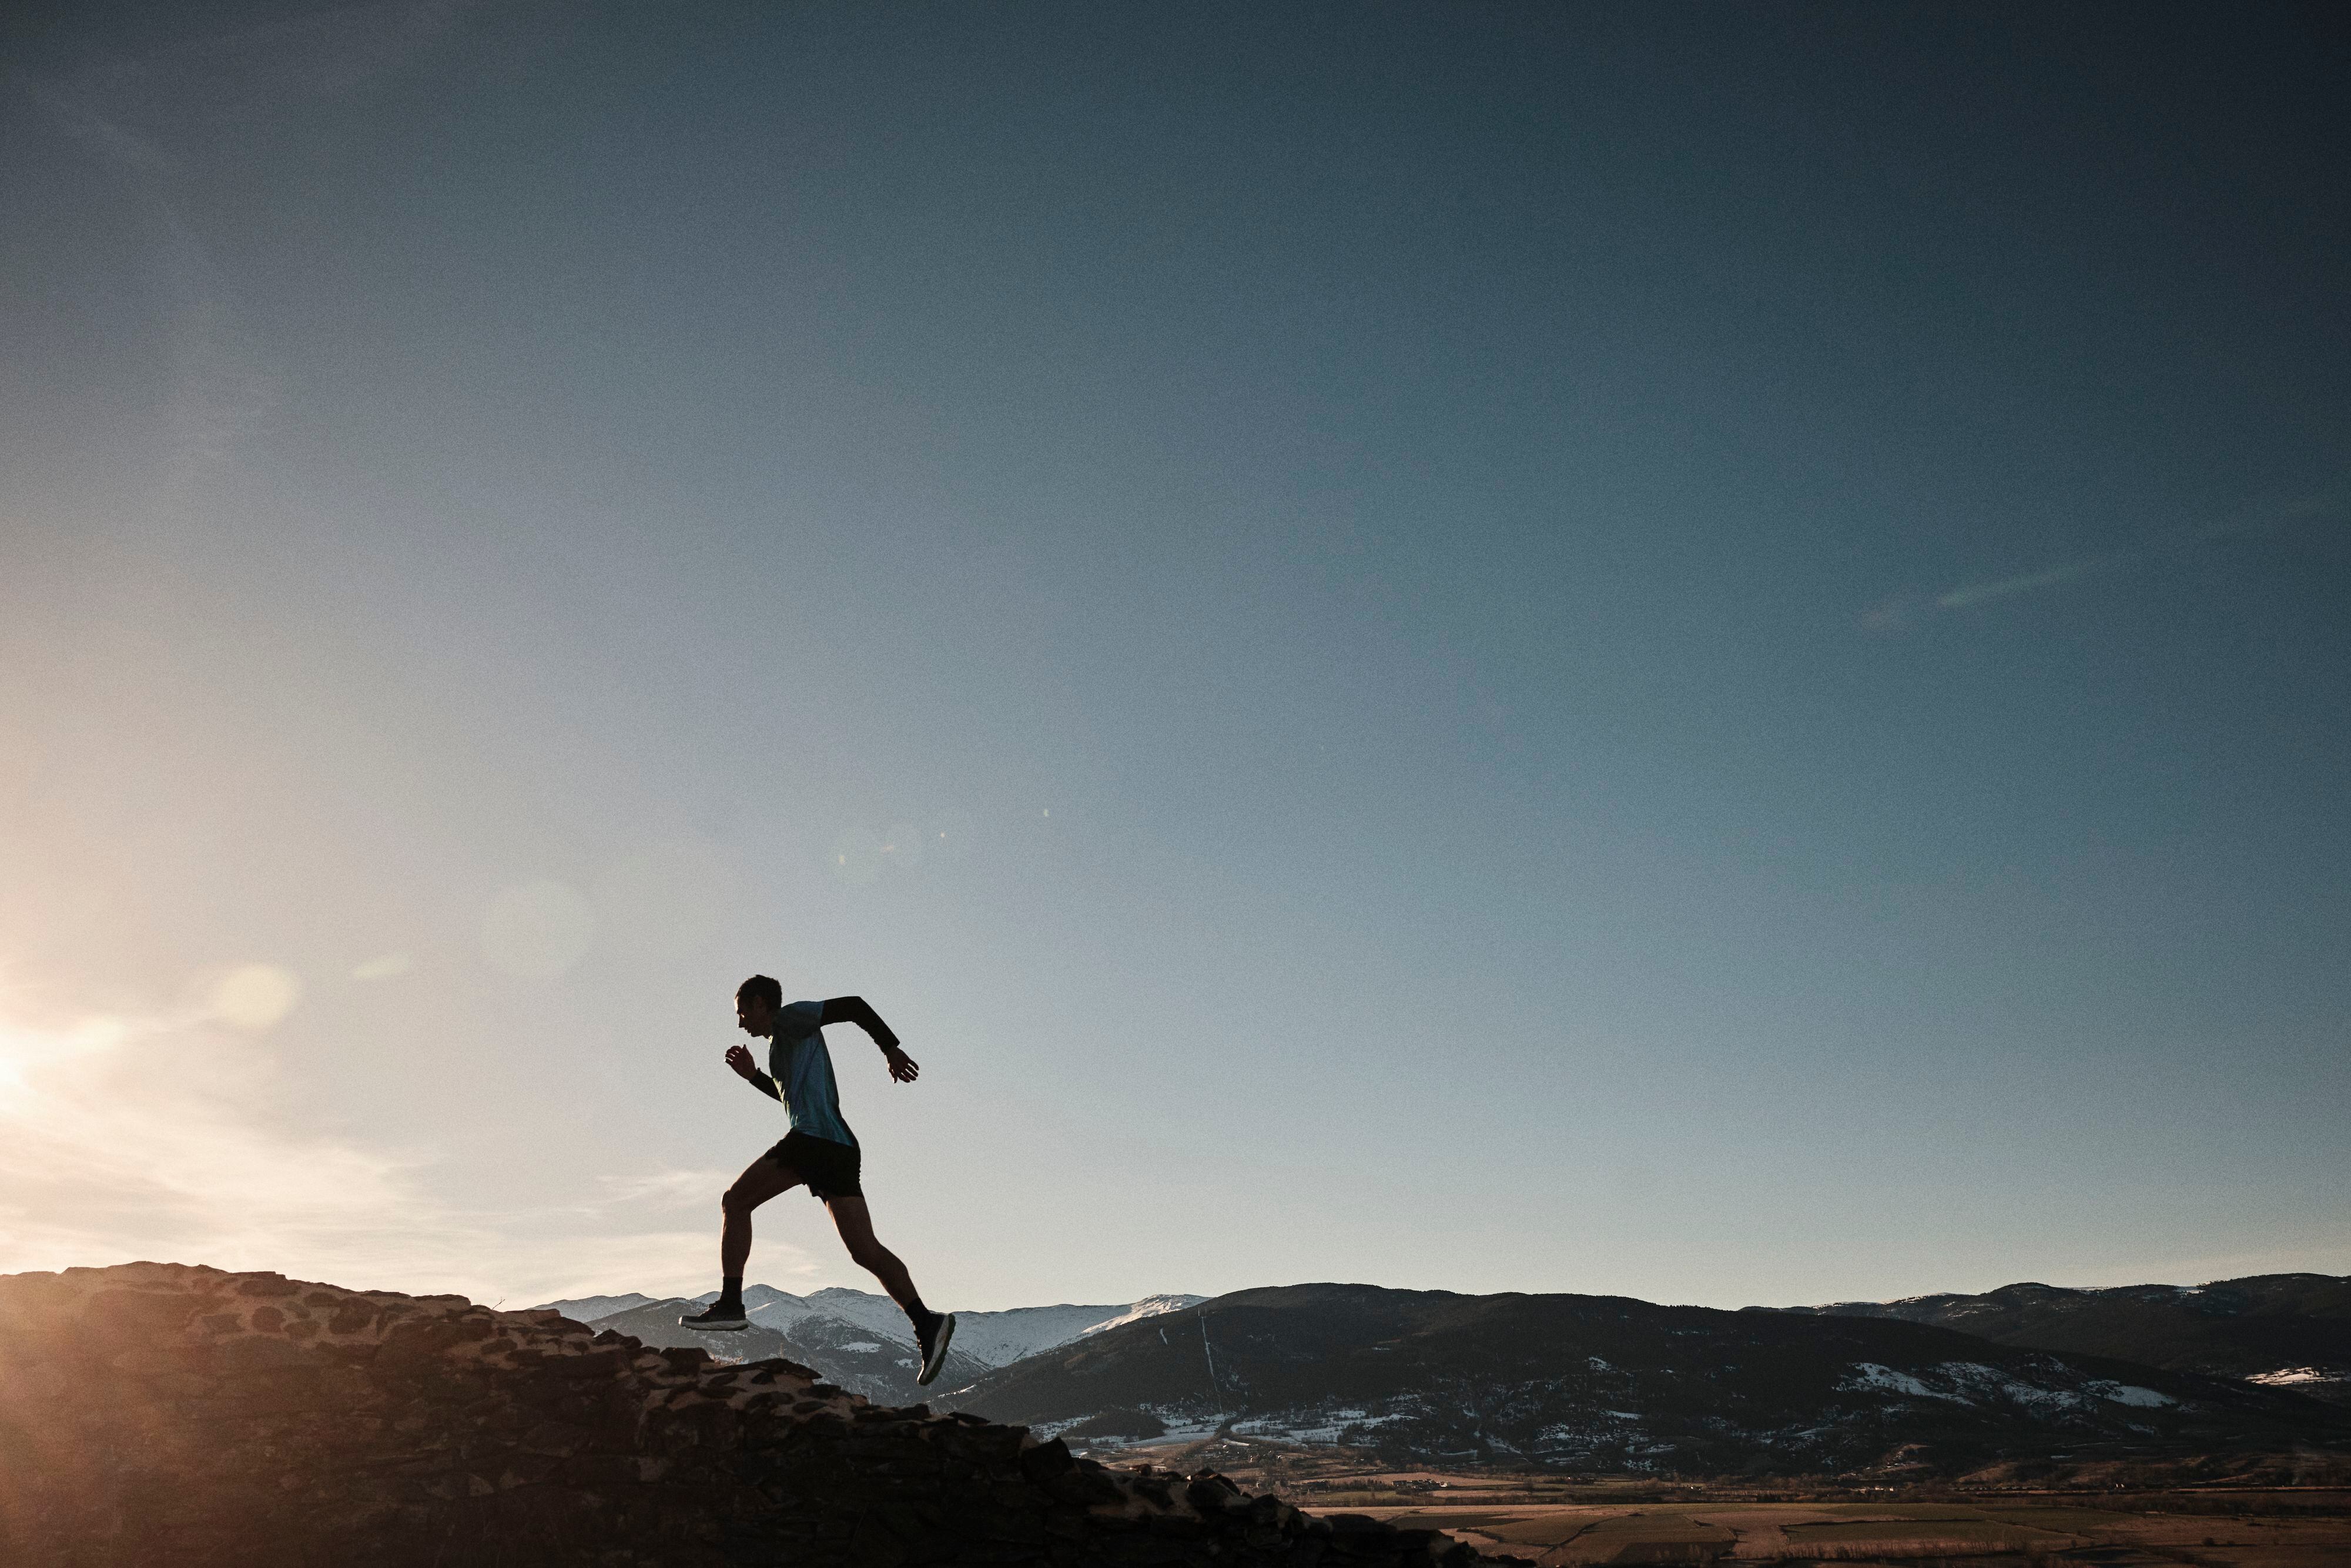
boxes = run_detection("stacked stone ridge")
[0,1262,1513,1567]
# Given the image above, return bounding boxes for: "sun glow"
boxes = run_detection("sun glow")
[0,987,793,1304]
[0,997,433,1280]
[0,1014,125,1103]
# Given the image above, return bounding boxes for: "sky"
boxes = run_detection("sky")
[2,1,2346,1315]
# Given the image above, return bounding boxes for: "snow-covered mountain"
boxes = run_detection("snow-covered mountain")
[535,1291,660,1323]
[528,1285,1203,1405]
[578,1296,986,1403]
[740,1286,1203,1366]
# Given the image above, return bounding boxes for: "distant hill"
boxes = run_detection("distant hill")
[1766,1274,2351,1406]
[943,1282,2350,1476]
[581,1294,993,1403]
[534,1291,657,1322]
[534,1284,1204,1406]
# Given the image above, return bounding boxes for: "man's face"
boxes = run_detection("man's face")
[735,994,774,1036]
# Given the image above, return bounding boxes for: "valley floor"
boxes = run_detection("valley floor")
[1080,1440,2351,1566]
[1331,1495,2351,1566]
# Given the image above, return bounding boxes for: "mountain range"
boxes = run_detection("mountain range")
[531,1284,1203,1405]
[534,1271,2351,1476]
[1764,1272,2351,1406]
[939,1282,2347,1476]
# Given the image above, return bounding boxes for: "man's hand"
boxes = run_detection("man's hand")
[883,1045,920,1084]
[725,1043,761,1081]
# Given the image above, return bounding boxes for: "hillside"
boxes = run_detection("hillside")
[945,1282,2351,1477]
[538,1291,660,1321]
[541,1285,1203,1405]
[582,1292,995,1403]
[0,1263,1499,1567]
[1766,1272,2351,1405]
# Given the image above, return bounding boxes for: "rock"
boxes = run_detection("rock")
[0,1262,1523,1568]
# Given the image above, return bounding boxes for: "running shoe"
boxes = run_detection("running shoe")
[915,1311,957,1386]
[679,1301,749,1331]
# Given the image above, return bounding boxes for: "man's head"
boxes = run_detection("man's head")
[735,974,782,1036]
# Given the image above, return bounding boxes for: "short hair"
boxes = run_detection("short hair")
[736,974,782,1010]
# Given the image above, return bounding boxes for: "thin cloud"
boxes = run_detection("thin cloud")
[592,1166,735,1208]
[2180,485,2347,547]
[1865,485,2345,631]
[18,100,264,492]
[152,213,282,481]
[18,1,475,493]
[165,0,471,103]
[14,76,173,173]
[28,0,470,130]
[1934,552,2133,610]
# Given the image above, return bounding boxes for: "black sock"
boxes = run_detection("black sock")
[905,1298,935,1333]
[720,1274,744,1309]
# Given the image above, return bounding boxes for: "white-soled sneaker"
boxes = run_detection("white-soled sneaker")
[679,1302,749,1331]
[916,1312,957,1385]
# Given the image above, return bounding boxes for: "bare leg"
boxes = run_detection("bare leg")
[826,1195,922,1315]
[721,1155,803,1279]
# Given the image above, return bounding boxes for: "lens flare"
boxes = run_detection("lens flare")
[207,964,302,1031]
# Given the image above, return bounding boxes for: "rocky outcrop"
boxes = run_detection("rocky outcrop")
[0,1263,1503,1567]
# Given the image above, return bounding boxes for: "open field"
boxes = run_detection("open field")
[1325,1496,2351,1566]
[1086,1439,2351,1565]
[1288,1495,2351,1568]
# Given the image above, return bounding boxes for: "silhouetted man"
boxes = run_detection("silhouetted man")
[680,976,956,1385]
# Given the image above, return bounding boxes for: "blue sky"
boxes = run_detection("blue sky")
[2,1,2345,1311]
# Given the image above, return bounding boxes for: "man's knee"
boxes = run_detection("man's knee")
[722,1185,758,1217]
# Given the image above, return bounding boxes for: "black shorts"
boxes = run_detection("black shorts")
[765,1130,862,1201]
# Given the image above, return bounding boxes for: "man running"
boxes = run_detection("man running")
[680,976,957,1386]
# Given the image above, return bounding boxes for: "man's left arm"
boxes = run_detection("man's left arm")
[820,996,920,1083]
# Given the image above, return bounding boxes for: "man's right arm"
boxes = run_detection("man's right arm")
[726,1043,782,1100]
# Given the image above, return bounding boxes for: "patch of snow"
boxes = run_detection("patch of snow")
[2084,1379,2174,1408]
[739,1284,803,1310]
[1929,1362,2086,1412]
[837,1341,883,1353]
[1929,1362,2091,1413]
[726,1285,1205,1368]
[1231,1407,1411,1445]
[1126,1414,1233,1447]
[2011,1382,2087,1411]
[533,1292,658,1322]
[949,1296,1203,1366]
[2248,1366,2343,1389]
[796,1287,925,1342]
[1079,1294,1209,1337]
[1840,1362,1958,1402]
